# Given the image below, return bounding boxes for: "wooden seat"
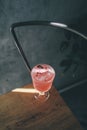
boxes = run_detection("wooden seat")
[0,84,83,130]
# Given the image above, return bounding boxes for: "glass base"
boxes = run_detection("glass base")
[34,91,50,102]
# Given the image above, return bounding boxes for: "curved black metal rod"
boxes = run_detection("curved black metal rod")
[10,21,87,73]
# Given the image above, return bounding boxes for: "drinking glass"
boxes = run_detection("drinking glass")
[31,64,55,101]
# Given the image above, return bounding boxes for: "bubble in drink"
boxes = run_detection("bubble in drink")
[31,64,55,92]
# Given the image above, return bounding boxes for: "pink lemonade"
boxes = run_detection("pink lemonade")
[31,64,55,92]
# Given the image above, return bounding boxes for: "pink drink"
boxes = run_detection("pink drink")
[31,64,55,92]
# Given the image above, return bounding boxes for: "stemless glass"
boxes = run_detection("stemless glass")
[31,64,55,101]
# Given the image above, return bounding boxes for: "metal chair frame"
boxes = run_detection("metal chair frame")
[10,21,87,72]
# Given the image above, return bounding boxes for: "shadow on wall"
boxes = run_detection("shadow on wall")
[70,13,87,35]
[0,0,87,94]
[0,20,87,94]
[11,21,87,91]
[59,29,87,74]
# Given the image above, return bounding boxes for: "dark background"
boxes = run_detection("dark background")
[0,1,87,129]
[0,0,87,94]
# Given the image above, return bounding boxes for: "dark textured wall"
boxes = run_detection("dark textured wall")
[0,0,87,94]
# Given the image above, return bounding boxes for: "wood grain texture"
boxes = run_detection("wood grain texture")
[0,84,83,130]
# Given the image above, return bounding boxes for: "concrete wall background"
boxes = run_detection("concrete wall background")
[0,0,87,94]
